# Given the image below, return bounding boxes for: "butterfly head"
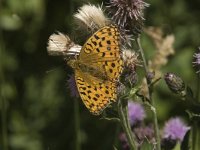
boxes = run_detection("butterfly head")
[67,59,79,69]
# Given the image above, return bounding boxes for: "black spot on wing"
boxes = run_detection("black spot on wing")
[107,40,111,44]
[94,34,100,40]
[111,63,115,68]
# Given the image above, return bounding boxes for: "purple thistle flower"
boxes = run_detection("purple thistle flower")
[128,101,146,126]
[67,74,79,98]
[107,0,149,37]
[193,47,200,74]
[162,117,190,142]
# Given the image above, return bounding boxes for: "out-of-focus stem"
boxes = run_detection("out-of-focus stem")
[113,124,120,147]
[1,90,8,150]
[0,29,8,150]
[193,122,198,150]
[70,1,80,149]
[136,37,161,150]
[74,98,81,150]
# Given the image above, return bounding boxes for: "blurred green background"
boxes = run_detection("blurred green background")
[0,0,200,150]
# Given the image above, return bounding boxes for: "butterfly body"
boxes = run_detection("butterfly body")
[68,60,108,81]
[68,25,123,115]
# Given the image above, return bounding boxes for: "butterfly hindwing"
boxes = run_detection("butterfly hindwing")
[75,70,117,115]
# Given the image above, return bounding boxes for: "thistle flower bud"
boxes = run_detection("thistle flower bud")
[164,73,186,96]
[193,47,200,74]
[121,50,140,87]
[133,125,155,144]
[123,70,138,88]
[146,71,155,84]
[117,82,126,96]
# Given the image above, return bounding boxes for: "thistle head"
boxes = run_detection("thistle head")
[164,73,186,96]
[74,4,109,31]
[121,50,140,87]
[128,101,146,126]
[47,32,81,57]
[193,47,200,74]
[107,0,149,37]
[161,117,190,150]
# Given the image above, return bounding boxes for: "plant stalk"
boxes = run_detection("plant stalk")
[118,99,137,150]
[136,37,161,150]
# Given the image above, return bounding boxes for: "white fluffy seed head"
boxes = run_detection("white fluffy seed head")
[123,49,140,66]
[47,32,81,56]
[74,4,109,30]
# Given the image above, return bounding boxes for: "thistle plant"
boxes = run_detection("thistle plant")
[47,1,200,150]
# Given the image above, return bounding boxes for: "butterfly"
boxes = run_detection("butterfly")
[67,25,123,115]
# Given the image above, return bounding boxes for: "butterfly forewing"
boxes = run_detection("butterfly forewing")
[79,25,123,81]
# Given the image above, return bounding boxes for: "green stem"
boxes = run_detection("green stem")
[151,95,161,150]
[74,98,81,150]
[136,37,161,150]
[124,103,135,142]
[118,99,137,150]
